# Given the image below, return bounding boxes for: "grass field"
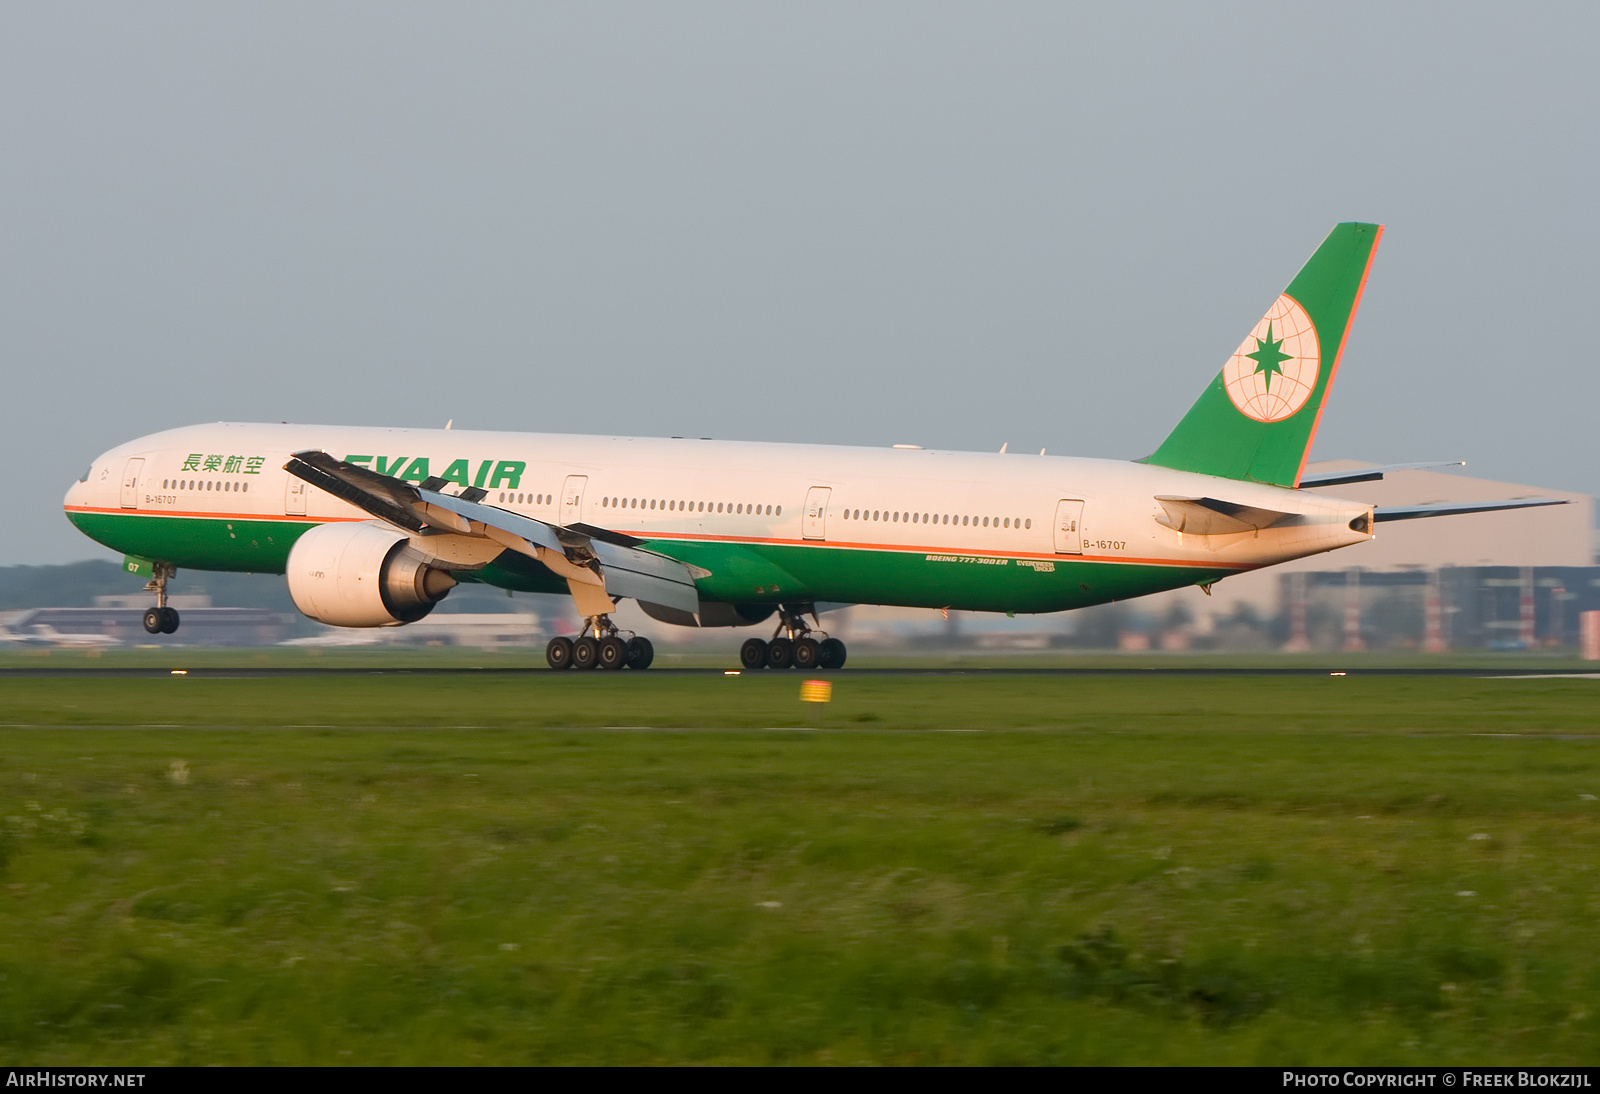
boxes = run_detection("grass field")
[2,670,1599,1064]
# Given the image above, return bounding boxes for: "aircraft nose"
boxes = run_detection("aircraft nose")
[63,455,105,510]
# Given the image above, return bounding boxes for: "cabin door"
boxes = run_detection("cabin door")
[285,476,308,516]
[560,475,588,526]
[120,459,144,509]
[1053,499,1084,554]
[803,487,831,541]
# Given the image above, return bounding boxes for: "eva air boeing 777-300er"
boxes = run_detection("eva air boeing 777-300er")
[63,223,1562,671]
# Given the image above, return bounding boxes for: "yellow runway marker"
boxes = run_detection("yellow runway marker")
[800,679,832,704]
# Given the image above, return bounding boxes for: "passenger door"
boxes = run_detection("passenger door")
[285,476,308,516]
[803,487,831,541]
[560,475,588,526]
[120,458,144,509]
[1053,499,1084,554]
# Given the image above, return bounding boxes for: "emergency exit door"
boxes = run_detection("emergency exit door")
[803,487,831,540]
[1053,499,1084,554]
[285,476,308,516]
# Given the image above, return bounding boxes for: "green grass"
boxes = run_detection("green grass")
[3,643,1599,673]
[2,673,1599,1064]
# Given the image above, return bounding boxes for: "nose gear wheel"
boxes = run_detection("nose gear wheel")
[140,563,181,634]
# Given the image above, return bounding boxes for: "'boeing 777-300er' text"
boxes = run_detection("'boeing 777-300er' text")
[62,223,1561,671]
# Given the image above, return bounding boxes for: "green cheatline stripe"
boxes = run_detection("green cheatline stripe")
[67,509,1241,614]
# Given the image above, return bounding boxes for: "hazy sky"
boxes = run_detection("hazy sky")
[3,3,1595,565]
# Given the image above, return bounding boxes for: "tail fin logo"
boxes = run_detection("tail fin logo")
[1222,294,1321,422]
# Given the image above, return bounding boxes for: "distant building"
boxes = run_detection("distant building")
[368,612,543,649]
[1146,461,1594,624]
[7,601,287,646]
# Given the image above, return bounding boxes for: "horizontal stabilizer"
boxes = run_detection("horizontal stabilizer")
[1298,461,1465,488]
[1154,495,1299,536]
[284,451,703,614]
[1374,498,1568,522]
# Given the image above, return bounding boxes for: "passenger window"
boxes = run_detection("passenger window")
[1004,518,1010,528]
[775,506,781,516]
[242,483,248,493]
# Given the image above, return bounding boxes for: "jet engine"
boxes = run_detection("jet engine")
[286,521,457,627]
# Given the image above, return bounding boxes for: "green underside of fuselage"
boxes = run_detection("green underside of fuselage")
[67,510,1237,614]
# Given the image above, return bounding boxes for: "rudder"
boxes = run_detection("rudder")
[1144,222,1382,487]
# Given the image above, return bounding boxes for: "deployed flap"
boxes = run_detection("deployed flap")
[1154,495,1299,536]
[1374,498,1568,523]
[284,451,703,613]
[1298,461,1465,488]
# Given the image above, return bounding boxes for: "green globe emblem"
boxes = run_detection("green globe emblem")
[1222,295,1321,422]
[1245,322,1293,395]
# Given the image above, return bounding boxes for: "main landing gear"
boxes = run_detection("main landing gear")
[739,604,846,671]
[140,562,180,635]
[546,614,655,671]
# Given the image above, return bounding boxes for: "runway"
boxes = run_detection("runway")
[1,666,1597,679]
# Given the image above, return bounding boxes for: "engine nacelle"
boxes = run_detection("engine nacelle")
[286,521,457,627]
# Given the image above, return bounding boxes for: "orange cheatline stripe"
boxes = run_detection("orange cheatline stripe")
[66,507,1249,571]
[1295,223,1384,487]
[616,528,1246,570]
[63,505,361,524]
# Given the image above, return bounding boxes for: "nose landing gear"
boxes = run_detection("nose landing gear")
[546,614,655,671]
[140,562,180,635]
[739,604,846,671]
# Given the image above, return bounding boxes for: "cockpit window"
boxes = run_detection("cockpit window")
[79,466,91,483]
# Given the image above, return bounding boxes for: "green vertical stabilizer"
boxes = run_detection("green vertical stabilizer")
[1144,222,1382,487]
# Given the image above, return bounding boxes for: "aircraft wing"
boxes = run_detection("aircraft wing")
[284,451,703,614]
[1154,496,1300,535]
[1373,498,1568,522]
[1298,461,1465,488]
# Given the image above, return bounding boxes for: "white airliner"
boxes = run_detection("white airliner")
[61,224,1560,670]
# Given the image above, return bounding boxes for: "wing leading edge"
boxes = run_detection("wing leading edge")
[283,451,703,614]
[1374,498,1568,522]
